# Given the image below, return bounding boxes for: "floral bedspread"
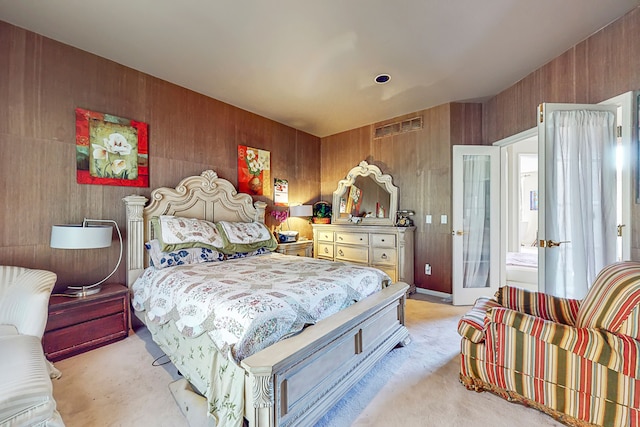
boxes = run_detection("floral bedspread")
[132,252,390,362]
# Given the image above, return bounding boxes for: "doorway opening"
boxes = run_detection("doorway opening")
[495,92,633,292]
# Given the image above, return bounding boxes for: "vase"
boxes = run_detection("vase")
[248,176,262,193]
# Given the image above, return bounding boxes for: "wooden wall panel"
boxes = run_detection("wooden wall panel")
[539,50,576,105]
[320,103,483,294]
[483,7,640,145]
[0,21,320,291]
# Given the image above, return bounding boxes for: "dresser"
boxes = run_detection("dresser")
[312,223,415,291]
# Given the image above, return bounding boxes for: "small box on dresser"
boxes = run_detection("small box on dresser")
[43,283,130,361]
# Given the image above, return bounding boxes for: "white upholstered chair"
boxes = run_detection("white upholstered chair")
[0,266,65,427]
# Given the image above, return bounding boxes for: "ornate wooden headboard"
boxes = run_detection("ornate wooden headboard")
[123,170,267,288]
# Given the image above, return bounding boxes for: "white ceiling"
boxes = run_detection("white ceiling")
[1,1,638,137]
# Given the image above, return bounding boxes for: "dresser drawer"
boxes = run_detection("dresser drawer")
[335,232,369,245]
[317,230,334,242]
[371,233,396,247]
[335,244,368,263]
[317,242,334,258]
[46,298,124,331]
[285,247,310,257]
[372,247,397,265]
[44,313,127,358]
[276,241,313,257]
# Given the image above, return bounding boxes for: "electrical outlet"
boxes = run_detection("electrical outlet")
[425,263,431,275]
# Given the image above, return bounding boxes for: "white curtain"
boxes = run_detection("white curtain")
[545,110,617,299]
[462,154,491,289]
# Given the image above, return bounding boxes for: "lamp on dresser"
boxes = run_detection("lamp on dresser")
[50,218,123,297]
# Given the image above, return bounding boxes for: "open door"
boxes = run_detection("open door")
[538,103,618,299]
[452,145,501,305]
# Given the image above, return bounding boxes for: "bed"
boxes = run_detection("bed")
[123,170,410,427]
[505,251,538,291]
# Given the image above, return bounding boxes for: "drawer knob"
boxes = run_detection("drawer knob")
[359,238,363,241]
[324,247,329,253]
[339,236,343,240]
[381,239,385,242]
[339,249,344,256]
[381,253,388,259]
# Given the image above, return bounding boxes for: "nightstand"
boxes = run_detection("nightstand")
[276,240,313,257]
[43,283,130,361]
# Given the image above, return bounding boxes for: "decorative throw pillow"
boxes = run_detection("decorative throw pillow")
[216,221,277,254]
[145,239,224,269]
[151,216,225,252]
[495,285,580,326]
[224,247,271,260]
[576,261,640,334]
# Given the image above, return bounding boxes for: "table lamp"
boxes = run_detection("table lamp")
[50,218,123,297]
[288,204,313,219]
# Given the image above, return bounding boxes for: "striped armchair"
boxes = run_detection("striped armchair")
[457,261,640,427]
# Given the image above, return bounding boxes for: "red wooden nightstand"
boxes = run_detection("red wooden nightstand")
[43,283,130,361]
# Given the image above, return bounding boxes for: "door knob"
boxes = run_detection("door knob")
[452,230,464,236]
[540,239,570,248]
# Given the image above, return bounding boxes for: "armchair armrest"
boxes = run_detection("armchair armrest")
[487,307,640,379]
[0,268,56,338]
[495,285,580,326]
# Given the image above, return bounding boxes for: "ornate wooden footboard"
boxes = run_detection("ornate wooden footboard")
[243,281,409,427]
[123,170,410,427]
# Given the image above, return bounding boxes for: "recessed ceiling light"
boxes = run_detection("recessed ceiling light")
[374,73,391,84]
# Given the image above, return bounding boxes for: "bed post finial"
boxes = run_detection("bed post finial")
[123,195,148,287]
[254,201,267,223]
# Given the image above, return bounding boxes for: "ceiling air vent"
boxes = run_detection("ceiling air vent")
[374,116,422,139]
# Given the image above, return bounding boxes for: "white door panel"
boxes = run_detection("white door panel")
[538,103,617,298]
[452,145,500,305]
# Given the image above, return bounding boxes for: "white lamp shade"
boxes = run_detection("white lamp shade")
[289,205,313,217]
[50,225,113,249]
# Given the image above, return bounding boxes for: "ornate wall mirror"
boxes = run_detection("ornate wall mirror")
[332,160,399,226]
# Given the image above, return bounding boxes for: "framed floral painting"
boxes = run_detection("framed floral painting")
[237,145,271,196]
[75,108,149,187]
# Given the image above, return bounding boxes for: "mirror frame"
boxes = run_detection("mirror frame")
[332,160,399,226]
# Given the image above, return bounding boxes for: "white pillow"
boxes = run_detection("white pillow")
[152,215,225,251]
[216,221,277,254]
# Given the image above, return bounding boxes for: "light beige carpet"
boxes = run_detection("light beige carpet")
[51,295,563,427]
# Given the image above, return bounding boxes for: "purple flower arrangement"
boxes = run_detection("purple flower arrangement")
[270,210,289,224]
